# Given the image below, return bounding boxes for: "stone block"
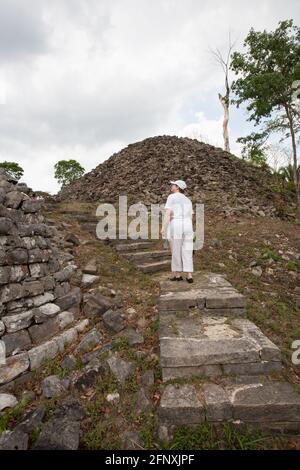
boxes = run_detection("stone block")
[2,330,32,356]
[55,327,78,353]
[55,288,82,311]
[1,283,25,303]
[0,217,14,235]
[107,353,135,383]
[6,248,28,265]
[23,280,44,297]
[25,292,54,308]
[203,383,232,421]
[2,310,34,333]
[29,318,60,343]
[9,265,29,282]
[159,384,205,425]
[29,340,59,370]
[0,353,30,385]
[75,328,102,353]
[103,309,125,333]
[34,303,60,323]
[82,292,112,318]
[22,199,43,213]
[231,382,300,423]
[205,290,246,309]
[29,262,50,279]
[57,311,74,329]
[0,266,10,285]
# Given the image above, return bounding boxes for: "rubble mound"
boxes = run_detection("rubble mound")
[59,135,291,217]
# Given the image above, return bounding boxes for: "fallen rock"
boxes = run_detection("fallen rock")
[114,292,124,308]
[64,233,80,246]
[72,361,107,391]
[141,370,155,387]
[34,303,60,323]
[0,353,30,385]
[57,311,74,329]
[75,328,102,354]
[61,354,77,370]
[122,328,144,346]
[251,266,263,277]
[33,417,80,450]
[106,391,120,403]
[53,397,85,421]
[15,405,46,434]
[83,259,98,275]
[107,353,135,383]
[135,388,152,414]
[81,273,99,287]
[2,330,32,356]
[0,393,18,411]
[103,310,125,333]
[82,292,112,318]
[0,429,29,450]
[42,375,66,398]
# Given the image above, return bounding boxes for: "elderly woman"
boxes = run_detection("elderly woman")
[161,180,194,283]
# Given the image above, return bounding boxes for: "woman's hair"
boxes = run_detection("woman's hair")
[178,187,185,194]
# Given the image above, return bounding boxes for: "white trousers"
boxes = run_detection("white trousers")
[168,218,194,273]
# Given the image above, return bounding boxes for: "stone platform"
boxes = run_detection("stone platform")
[157,272,300,435]
[160,314,282,381]
[158,272,246,316]
[159,380,300,434]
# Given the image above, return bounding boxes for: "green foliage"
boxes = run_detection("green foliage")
[278,163,300,184]
[0,161,24,180]
[259,247,282,262]
[287,260,300,271]
[231,19,300,123]
[231,20,300,190]
[54,159,85,188]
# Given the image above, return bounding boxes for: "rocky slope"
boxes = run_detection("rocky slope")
[59,135,292,217]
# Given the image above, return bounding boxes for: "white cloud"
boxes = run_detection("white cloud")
[0,0,299,192]
[180,112,224,148]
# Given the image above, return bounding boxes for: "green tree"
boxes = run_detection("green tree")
[278,163,300,183]
[237,131,269,168]
[54,159,85,188]
[0,161,24,180]
[231,20,300,213]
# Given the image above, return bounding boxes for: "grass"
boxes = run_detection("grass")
[161,423,282,450]
[0,396,31,433]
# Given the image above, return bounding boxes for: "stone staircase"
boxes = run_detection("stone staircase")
[60,209,171,274]
[52,206,300,437]
[157,272,300,437]
[115,241,171,273]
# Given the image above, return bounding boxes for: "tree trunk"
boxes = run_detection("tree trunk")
[219,93,230,153]
[285,105,300,215]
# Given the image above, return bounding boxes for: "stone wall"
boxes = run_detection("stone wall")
[0,169,83,387]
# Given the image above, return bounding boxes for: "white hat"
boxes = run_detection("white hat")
[170,180,187,190]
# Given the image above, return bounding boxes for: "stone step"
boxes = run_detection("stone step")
[159,314,281,381]
[157,272,246,315]
[115,241,155,252]
[159,380,300,434]
[123,250,171,264]
[137,259,171,274]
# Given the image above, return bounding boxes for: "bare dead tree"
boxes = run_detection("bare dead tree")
[211,34,236,153]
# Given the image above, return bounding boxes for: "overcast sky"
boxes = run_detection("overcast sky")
[0,0,299,193]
